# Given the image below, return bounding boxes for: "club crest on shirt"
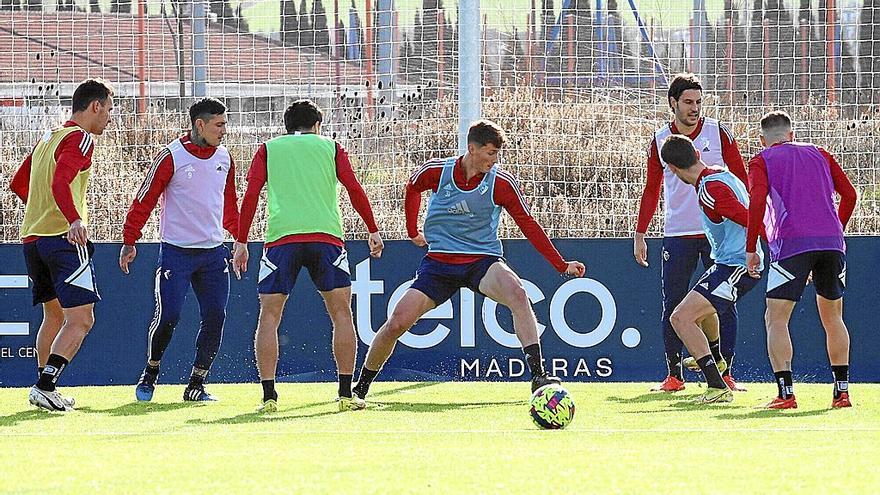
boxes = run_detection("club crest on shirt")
[479,183,489,195]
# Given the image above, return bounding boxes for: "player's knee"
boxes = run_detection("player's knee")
[669,309,688,332]
[198,329,222,348]
[820,314,848,336]
[504,284,530,312]
[45,312,65,329]
[44,302,64,321]
[258,304,284,322]
[157,312,183,331]
[669,310,681,329]
[764,308,786,331]
[327,307,354,326]
[201,309,226,328]
[384,315,414,338]
[80,311,95,330]
[766,319,788,336]
[65,312,95,336]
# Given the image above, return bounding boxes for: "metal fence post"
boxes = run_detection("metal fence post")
[459,0,481,154]
[192,0,207,98]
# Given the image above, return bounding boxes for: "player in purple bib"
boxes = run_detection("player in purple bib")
[746,111,857,409]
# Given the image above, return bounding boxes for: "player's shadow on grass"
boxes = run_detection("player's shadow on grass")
[188,407,342,425]
[370,400,522,413]
[667,399,749,411]
[186,396,347,425]
[185,382,447,425]
[0,409,63,428]
[620,399,832,417]
[606,392,693,404]
[369,381,441,397]
[714,408,831,419]
[617,400,750,414]
[353,382,522,413]
[76,402,202,417]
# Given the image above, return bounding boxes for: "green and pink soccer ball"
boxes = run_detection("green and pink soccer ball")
[529,384,575,429]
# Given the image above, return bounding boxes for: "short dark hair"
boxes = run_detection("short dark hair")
[284,99,323,133]
[467,119,507,148]
[71,78,114,113]
[660,135,699,170]
[760,110,792,135]
[189,97,227,126]
[667,73,702,104]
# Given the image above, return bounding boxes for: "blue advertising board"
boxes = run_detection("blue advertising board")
[1,238,878,387]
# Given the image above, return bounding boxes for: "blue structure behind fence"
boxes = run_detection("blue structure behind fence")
[1,238,877,387]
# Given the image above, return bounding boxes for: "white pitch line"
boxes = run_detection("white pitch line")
[3,427,880,438]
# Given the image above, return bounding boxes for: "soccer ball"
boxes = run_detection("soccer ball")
[529,384,575,429]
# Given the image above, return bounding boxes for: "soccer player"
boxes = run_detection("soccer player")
[633,73,749,392]
[232,99,384,413]
[9,78,114,411]
[660,135,763,404]
[746,111,857,409]
[350,119,586,402]
[120,98,241,402]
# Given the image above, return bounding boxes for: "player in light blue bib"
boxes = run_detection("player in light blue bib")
[352,120,586,401]
[660,134,763,404]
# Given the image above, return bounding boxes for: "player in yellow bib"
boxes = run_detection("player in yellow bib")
[9,79,114,412]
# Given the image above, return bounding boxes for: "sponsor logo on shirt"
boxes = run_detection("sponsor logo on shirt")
[447,200,474,217]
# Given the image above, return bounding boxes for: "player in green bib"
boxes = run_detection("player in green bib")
[234,99,384,413]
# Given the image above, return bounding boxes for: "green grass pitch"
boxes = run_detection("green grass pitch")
[1,382,878,494]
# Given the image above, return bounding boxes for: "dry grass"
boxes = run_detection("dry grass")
[2,89,878,243]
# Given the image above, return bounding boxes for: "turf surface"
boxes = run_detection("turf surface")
[1,382,877,494]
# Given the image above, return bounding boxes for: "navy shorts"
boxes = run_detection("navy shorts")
[766,250,846,301]
[693,263,758,316]
[258,242,351,294]
[409,255,503,305]
[23,235,100,308]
